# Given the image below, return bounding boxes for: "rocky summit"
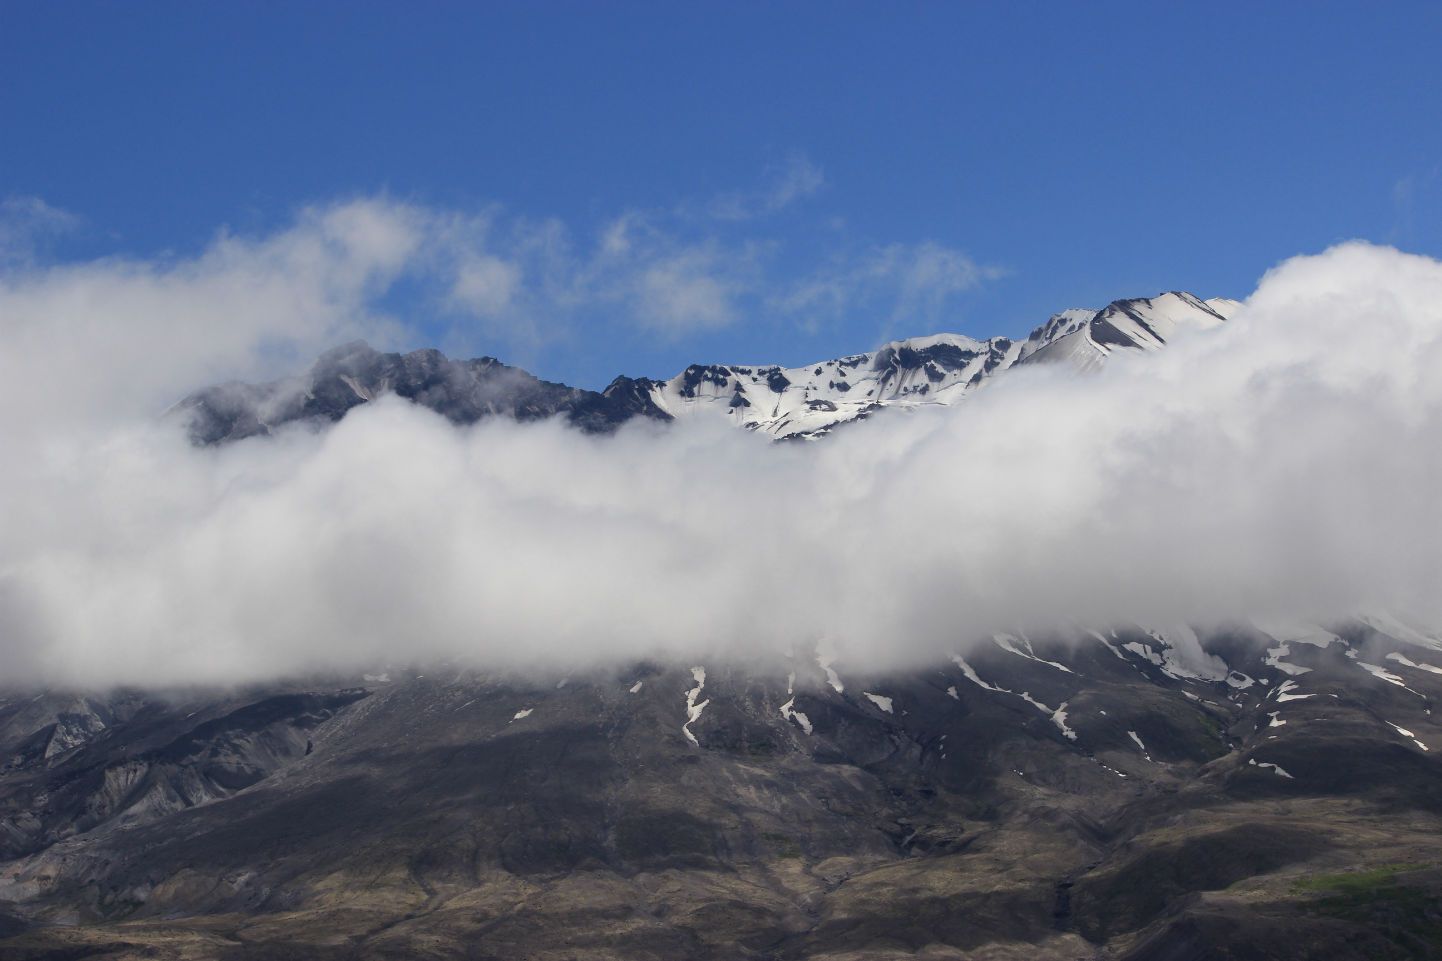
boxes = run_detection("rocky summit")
[175,291,1239,444]
[6,291,1442,960]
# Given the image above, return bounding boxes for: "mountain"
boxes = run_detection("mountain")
[3,618,1442,960]
[177,341,672,446]
[175,291,1241,444]
[639,292,1238,438]
[8,289,1442,960]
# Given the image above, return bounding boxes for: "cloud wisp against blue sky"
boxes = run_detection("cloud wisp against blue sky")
[0,190,1002,393]
[4,3,1441,387]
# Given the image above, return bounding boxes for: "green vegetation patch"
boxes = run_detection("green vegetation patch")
[1291,864,1442,957]
[1291,863,1424,895]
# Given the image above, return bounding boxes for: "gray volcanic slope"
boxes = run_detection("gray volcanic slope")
[3,620,1442,959]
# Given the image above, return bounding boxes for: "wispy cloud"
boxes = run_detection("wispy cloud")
[633,248,742,333]
[706,153,825,221]
[0,196,81,267]
[1390,167,1438,245]
[776,240,1005,338]
[19,159,989,357]
[577,212,763,336]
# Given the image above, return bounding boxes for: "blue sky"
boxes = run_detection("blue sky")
[3,1,1441,390]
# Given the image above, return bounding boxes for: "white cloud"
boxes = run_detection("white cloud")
[1390,167,1438,245]
[708,153,825,221]
[636,251,737,333]
[0,196,81,267]
[763,153,826,212]
[449,254,522,317]
[0,198,424,440]
[776,240,1003,337]
[577,213,761,337]
[0,230,1439,687]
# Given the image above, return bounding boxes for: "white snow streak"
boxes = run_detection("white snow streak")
[1275,680,1314,702]
[953,654,1076,740]
[779,696,813,734]
[681,666,709,745]
[1050,702,1077,740]
[992,633,1074,673]
[817,644,844,694]
[1387,721,1429,751]
[1358,661,1409,687]
[1386,652,1442,675]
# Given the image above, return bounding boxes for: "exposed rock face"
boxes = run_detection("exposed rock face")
[629,292,1239,438]
[174,291,1242,444]
[2,617,1441,959]
[177,340,673,445]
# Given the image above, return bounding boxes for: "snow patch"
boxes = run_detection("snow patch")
[629,681,643,694]
[1263,644,1313,676]
[511,708,533,722]
[992,633,1075,673]
[779,697,813,734]
[817,643,844,693]
[1142,626,1230,682]
[1088,630,1129,660]
[1248,758,1294,779]
[1357,661,1422,696]
[1274,680,1314,702]
[1387,721,1429,751]
[681,666,709,746]
[1386,652,1442,675]
[1049,702,1077,741]
[863,692,894,714]
[1122,641,1164,667]
[953,654,1077,740]
[1127,730,1151,759]
[952,654,1004,692]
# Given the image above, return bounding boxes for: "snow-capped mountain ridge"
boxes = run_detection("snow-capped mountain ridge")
[178,290,1242,444]
[636,291,1243,438]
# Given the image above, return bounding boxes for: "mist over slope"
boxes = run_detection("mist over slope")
[0,234,1439,687]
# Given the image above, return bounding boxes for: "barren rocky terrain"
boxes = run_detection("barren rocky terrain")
[3,620,1441,959]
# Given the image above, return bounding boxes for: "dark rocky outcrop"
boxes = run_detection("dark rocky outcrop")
[176,340,672,445]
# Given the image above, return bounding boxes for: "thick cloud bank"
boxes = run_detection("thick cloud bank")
[1,230,1440,686]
